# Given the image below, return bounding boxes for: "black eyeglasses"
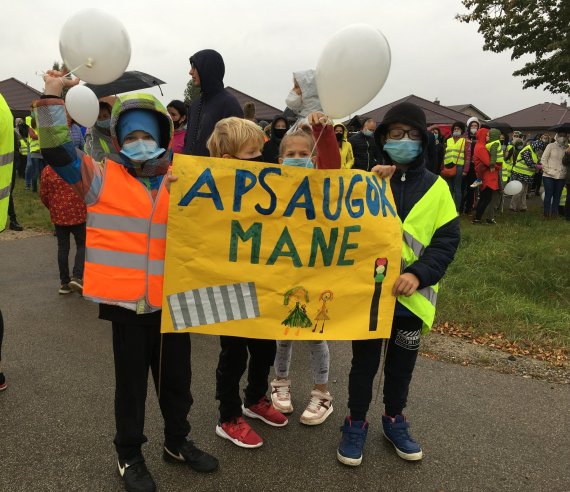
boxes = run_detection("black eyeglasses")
[387,129,422,140]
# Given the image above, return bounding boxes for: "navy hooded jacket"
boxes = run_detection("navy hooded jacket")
[183,50,243,156]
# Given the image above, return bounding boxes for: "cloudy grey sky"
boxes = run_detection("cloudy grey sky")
[2,0,563,119]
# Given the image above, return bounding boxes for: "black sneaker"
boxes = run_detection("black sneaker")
[9,221,23,231]
[486,218,497,225]
[59,283,72,295]
[471,219,482,225]
[163,440,219,473]
[0,373,7,392]
[69,278,83,294]
[117,458,156,492]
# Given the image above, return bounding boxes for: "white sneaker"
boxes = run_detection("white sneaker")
[470,179,482,188]
[300,390,333,425]
[270,378,293,414]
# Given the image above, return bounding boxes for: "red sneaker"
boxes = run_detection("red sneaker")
[215,417,263,448]
[242,397,288,427]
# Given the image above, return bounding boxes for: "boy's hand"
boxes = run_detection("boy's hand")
[165,169,178,192]
[371,164,396,179]
[307,112,332,126]
[43,68,80,97]
[392,273,420,297]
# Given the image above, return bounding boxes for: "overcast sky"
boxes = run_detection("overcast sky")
[2,0,564,119]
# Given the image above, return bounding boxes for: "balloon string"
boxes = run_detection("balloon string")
[35,63,85,79]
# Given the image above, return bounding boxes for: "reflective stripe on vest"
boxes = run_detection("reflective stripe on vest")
[512,144,537,177]
[444,137,465,166]
[83,159,169,308]
[398,176,457,333]
[0,94,14,232]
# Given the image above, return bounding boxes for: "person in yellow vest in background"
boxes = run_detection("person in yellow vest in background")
[337,102,459,467]
[24,115,43,192]
[35,69,218,492]
[85,98,122,163]
[333,123,355,169]
[442,121,466,211]
[0,92,15,392]
[509,139,547,212]
[500,133,515,186]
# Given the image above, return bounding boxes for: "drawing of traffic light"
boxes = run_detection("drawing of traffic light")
[369,257,388,332]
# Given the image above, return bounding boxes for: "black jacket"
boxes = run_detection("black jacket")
[348,131,381,171]
[183,50,243,156]
[261,115,290,164]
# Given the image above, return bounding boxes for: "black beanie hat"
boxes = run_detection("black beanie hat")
[377,102,427,136]
[375,102,428,152]
[451,121,466,133]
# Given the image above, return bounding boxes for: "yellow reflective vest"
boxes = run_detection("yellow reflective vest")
[398,177,458,333]
[512,144,538,177]
[0,94,15,232]
[502,144,514,183]
[444,137,466,166]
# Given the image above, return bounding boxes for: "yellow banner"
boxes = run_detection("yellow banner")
[161,155,402,340]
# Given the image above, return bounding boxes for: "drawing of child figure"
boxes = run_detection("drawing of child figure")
[281,286,312,332]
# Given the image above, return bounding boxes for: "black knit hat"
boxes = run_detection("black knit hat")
[376,102,427,136]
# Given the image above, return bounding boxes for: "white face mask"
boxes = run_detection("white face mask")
[557,136,568,145]
[285,91,302,111]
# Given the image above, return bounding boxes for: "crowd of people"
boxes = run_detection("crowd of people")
[0,48,568,492]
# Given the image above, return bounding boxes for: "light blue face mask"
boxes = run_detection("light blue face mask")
[362,129,373,137]
[282,157,314,168]
[96,119,111,130]
[383,138,422,165]
[120,139,165,163]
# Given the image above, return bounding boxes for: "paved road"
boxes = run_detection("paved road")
[0,235,569,492]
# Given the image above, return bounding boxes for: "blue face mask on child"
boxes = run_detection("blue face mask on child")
[282,157,314,168]
[120,139,165,162]
[96,119,111,130]
[383,139,422,165]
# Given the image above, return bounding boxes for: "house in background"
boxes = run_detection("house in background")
[0,78,42,119]
[446,103,490,121]
[354,94,470,127]
[493,101,570,137]
[225,87,283,123]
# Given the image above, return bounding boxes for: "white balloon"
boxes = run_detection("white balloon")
[65,85,99,128]
[504,180,523,196]
[59,9,131,84]
[316,24,391,119]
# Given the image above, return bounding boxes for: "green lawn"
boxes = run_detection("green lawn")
[11,175,569,349]
[437,197,569,350]
[11,175,52,231]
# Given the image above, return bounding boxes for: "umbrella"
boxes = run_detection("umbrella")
[85,70,165,98]
[481,120,513,134]
[548,122,570,133]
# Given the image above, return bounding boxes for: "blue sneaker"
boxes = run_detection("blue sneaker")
[382,414,423,461]
[337,417,368,466]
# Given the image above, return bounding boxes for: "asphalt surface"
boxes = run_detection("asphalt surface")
[0,235,569,492]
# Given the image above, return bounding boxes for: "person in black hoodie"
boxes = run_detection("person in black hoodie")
[348,118,381,171]
[337,102,460,467]
[261,115,290,163]
[183,50,243,156]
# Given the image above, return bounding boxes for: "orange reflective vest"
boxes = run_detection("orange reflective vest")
[83,159,169,309]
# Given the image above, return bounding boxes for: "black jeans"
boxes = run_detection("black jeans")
[8,161,17,223]
[0,309,4,362]
[216,336,276,423]
[348,315,422,420]
[475,187,494,220]
[112,319,192,461]
[55,223,86,284]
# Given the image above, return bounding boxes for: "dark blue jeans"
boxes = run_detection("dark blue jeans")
[25,157,42,192]
[542,177,565,217]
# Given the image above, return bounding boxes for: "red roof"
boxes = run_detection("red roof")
[0,78,42,117]
[493,102,570,131]
[225,86,283,122]
[355,94,470,126]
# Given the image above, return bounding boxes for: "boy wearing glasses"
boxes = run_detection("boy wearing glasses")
[337,102,460,466]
